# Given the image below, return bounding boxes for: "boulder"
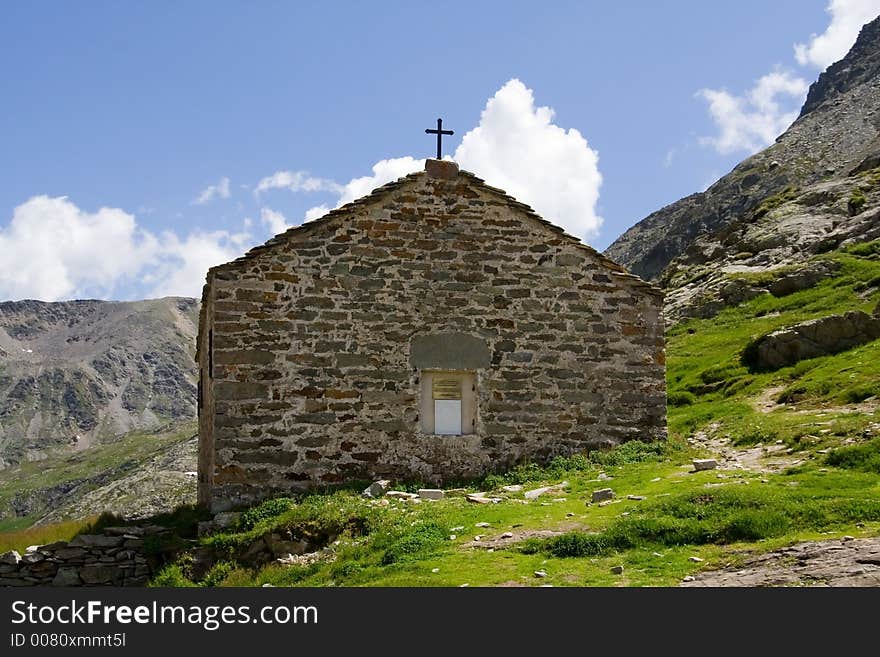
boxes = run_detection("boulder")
[743,311,880,371]
[363,480,392,498]
[591,488,615,503]
[693,459,719,472]
[768,260,840,297]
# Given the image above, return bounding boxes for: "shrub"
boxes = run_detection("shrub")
[826,438,880,474]
[149,563,195,587]
[236,497,296,532]
[667,391,696,407]
[201,560,238,587]
[848,188,868,216]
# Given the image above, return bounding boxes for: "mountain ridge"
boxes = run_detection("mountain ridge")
[604,15,880,281]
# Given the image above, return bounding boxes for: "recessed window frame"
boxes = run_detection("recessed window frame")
[419,370,476,436]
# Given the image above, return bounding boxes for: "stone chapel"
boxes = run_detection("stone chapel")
[197,158,666,511]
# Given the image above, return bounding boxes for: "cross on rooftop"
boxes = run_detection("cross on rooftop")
[425,118,454,159]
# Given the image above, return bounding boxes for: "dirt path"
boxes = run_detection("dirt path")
[681,537,880,586]
[687,423,804,474]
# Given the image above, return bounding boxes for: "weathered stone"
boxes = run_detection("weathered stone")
[693,459,719,472]
[385,491,418,500]
[0,550,21,565]
[627,495,646,501]
[80,564,120,585]
[51,567,82,586]
[410,333,491,369]
[213,511,241,530]
[610,565,624,575]
[591,488,615,503]
[534,570,547,578]
[69,534,124,548]
[501,484,523,493]
[418,488,445,501]
[743,311,880,371]
[363,480,392,498]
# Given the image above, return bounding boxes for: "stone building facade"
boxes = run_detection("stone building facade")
[197,160,666,512]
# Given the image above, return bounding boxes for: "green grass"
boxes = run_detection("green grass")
[0,516,101,553]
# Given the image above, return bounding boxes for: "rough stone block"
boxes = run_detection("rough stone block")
[591,488,615,503]
[418,488,445,501]
[693,459,719,472]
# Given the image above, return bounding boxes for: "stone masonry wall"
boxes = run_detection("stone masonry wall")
[0,526,163,587]
[200,161,666,511]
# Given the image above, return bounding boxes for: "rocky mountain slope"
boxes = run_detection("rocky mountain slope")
[605,15,880,282]
[0,297,199,467]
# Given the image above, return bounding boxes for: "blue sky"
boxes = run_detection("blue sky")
[1,0,878,301]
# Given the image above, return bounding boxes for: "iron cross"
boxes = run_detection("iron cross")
[425,118,454,159]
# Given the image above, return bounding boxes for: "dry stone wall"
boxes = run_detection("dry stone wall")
[199,160,666,511]
[0,526,163,587]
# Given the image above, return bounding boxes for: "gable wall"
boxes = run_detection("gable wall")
[201,172,665,511]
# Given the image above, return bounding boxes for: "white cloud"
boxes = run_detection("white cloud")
[795,0,880,69]
[193,176,231,205]
[145,228,251,299]
[302,79,603,241]
[454,79,603,240]
[254,170,343,195]
[0,196,252,301]
[304,205,330,222]
[697,70,808,154]
[260,207,290,235]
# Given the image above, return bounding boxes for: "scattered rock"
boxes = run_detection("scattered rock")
[501,484,523,493]
[386,490,418,500]
[363,480,391,497]
[418,488,444,501]
[451,526,464,532]
[692,459,718,472]
[610,565,624,575]
[842,535,855,542]
[591,488,615,503]
[474,536,483,542]
[475,522,491,528]
[682,575,695,582]
[500,532,514,539]
[534,570,547,578]
[627,495,646,501]
[431,568,439,573]
[524,481,569,500]
[598,472,612,481]
[449,535,457,540]
[689,556,704,563]
[652,552,664,557]
[466,493,501,504]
